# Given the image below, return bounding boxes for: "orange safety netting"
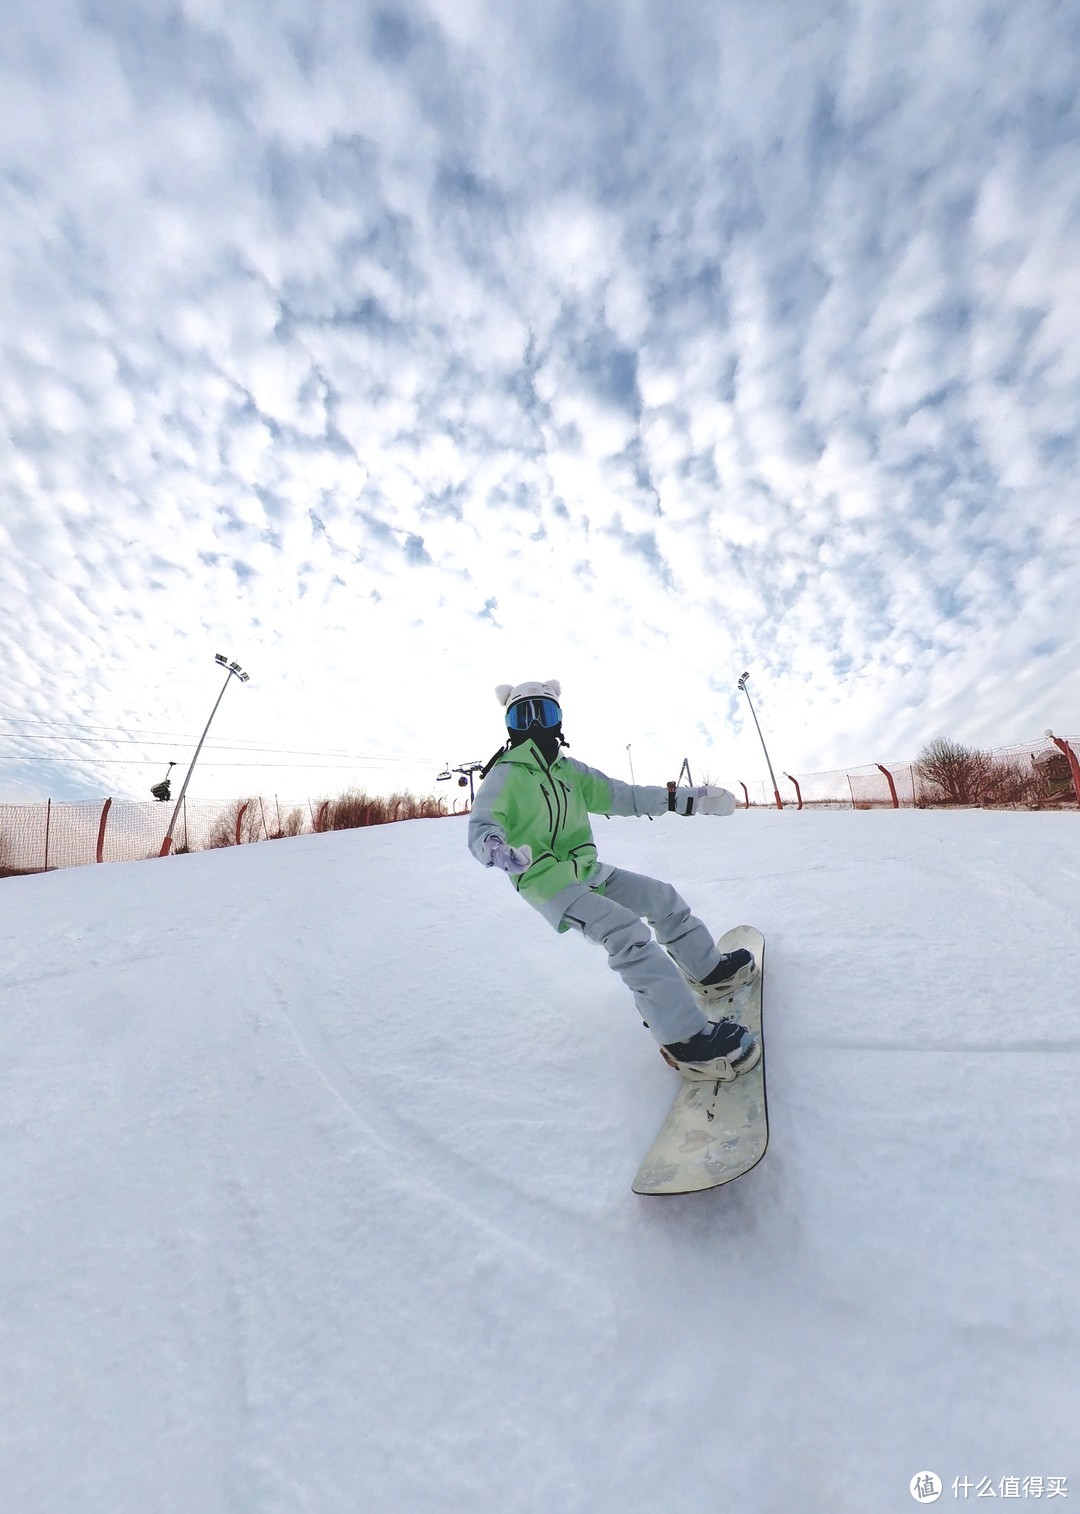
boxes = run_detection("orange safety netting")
[736,734,1079,810]
[2,734,1077,877]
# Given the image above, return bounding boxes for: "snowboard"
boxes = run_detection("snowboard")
[632,926,767,1196]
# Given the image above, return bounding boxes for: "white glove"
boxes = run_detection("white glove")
[672,785,737,817]
[481,834,534,874]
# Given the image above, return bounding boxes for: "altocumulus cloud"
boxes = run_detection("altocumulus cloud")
[1,0,1079,805]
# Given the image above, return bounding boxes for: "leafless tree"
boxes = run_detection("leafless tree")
[914,738,992,806]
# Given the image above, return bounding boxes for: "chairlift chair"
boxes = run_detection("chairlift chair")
[150,761,176,802]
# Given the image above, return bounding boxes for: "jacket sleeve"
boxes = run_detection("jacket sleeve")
[564,757,669,818]
[467,762,515,865]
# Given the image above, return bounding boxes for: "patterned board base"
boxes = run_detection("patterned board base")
[632,926,767,1196]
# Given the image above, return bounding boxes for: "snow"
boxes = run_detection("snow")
[2,808,1078,1513]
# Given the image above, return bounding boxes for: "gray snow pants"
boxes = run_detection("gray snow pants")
[557,867,720,1047]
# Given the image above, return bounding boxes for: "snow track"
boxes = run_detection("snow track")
[1,810,1077,1513]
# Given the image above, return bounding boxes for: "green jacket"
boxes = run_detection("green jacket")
[468,740,668,912]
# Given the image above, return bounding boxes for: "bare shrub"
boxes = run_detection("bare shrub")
[207,797,262,848]
[979,758,1045,809]
[257,798,306,839]
[267,805,306,839]
[915,739,1046,808]
[914,739,993,807]
[312,788,448,831]
[316,790,379,830]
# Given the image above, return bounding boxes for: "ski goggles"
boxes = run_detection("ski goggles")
[505,696,562,731]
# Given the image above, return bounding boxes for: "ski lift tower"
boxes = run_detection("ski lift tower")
[437,761,483,805]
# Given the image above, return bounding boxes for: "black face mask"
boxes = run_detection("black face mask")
[508,722,564,765]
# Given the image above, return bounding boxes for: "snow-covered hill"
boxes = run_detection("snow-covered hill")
[2,808,1077,1514]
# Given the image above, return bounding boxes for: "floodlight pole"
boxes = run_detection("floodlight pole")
[160,655,250,856]
[737,671,783,811]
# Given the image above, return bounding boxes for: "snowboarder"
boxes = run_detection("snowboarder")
[468,680,760,1081]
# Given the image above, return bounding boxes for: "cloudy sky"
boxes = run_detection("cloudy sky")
[3,0,1079,807]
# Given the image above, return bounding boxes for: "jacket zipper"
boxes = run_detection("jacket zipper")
[544,778,570,848]
[540,782,557,845]
[556,779,570,842]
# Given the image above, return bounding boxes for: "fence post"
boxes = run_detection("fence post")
[738,782,750,809]
[44,798,52,871]
[1047,733,1080,806]
[876,764,900,809]
[784,773,803,810]
[96,798,112,862]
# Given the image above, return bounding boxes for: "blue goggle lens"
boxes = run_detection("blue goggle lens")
[506,697,562,731]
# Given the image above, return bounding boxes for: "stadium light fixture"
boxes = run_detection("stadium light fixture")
[161,656,251,856]
[737,671,783,811]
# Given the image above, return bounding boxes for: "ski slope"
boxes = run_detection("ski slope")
[2,807,1077,1514]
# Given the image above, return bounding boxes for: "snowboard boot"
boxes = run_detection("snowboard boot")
[660,1016,761,1082]
[685,946,756,1006]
